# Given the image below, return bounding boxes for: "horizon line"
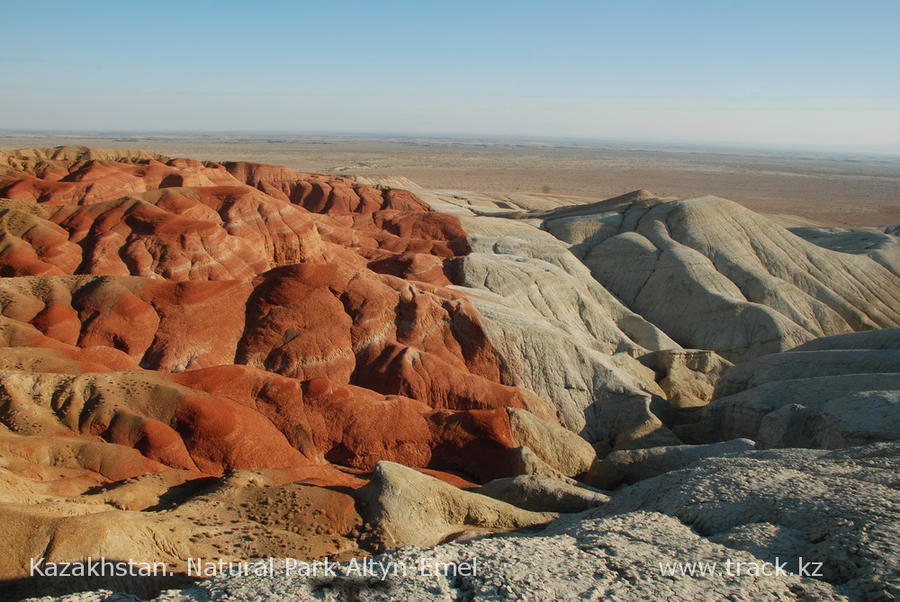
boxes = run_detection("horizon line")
[1,128,900,159]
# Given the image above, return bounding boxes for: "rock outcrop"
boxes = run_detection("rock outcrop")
[504,408,597,477]
[356,461,556,548]
[594,443,900,600]
[681,329,900,448]
[106,442,895,601]
[475,475,610,512]
[639,349,733,409]
[584,438,756,489]
[791,224,900,277]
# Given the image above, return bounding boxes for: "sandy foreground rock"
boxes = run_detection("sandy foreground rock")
[595,443,900,600]
[356,461,556,548]
[35,442,898,601]
[475,474,610,512]
[584,438,756,489]
[92,512,840,601]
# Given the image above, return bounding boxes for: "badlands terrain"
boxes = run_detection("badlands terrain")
[0,145,896,600]
[3,132,900,227]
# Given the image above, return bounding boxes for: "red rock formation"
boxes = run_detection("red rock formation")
[222,161,431,213]
[0,146,560,491]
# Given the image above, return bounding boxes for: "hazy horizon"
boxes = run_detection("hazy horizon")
[4,128,900,159]
[3,1,899,152]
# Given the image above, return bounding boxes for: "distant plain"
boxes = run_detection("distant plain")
[2,132,898,227]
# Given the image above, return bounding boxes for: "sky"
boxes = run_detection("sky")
[1,0,899,151]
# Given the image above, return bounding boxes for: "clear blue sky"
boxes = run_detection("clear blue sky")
[2,0,898,150]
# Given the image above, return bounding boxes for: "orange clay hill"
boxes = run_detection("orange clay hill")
[0,147,584,595]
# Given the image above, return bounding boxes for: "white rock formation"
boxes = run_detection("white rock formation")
[435,193,900,455]
[593,443,900,600]
[791,224,900,277]
[447,215,681,453]
[541,194,900,362]
[683,329,900,448]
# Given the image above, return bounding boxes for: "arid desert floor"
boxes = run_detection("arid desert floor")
[2,132,898,227]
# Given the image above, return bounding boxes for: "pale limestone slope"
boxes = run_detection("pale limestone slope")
[541,194,900,362]
[791,224,900,277]
[682,328,900,449]
[446,215,682,453]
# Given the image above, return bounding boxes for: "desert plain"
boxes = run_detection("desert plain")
[3,131,899,226]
